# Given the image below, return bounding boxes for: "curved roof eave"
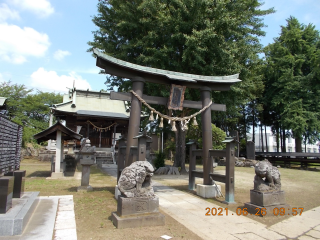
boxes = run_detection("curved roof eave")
[34,121,82,142]
[93,49,241,87]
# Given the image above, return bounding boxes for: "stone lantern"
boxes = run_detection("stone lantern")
[77,139,96,192]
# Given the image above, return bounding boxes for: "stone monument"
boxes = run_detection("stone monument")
[246,141,255,160]
[244,159,290,216]
[77,138,96,192]
[112,161,165,228]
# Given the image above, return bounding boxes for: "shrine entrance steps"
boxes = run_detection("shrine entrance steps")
[96,148,115,166]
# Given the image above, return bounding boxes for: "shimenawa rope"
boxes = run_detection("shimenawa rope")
[87,120,117,132]
[129,90,212,131]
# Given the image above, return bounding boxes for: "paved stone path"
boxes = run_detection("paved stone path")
[0,195,77,240]
[51,195,77,240]
[101,164,320,240]
[154,183,320,240]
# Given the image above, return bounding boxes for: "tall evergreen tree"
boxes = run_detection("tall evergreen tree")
[263,17,320,152]
[88,0,273,167]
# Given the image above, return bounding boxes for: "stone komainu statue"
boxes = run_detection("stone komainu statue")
[118,161,155,198]
[254,159,281,192]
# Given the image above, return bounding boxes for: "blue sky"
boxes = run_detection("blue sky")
[0,0,319,94]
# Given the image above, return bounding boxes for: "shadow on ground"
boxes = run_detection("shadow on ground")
[27,171,51,178]
[66,186,115,193]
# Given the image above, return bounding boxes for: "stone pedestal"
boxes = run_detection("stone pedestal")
[250,190,286,206]
[114,185,121,200]
[77,158,95,192]
[244,190,290,217]
[50,172,64,179]
[112,196,165,229]
[0,176,14,213]
[77,185,93,192]
[4,170,26,198]
[196,184,221,198]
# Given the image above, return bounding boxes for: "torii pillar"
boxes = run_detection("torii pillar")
[125,77,144,167]
[201,87,213,185]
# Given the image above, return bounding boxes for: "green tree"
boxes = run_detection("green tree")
[0,81,32,118]
[88,0,273,169]
[263,17,320,152]
[187,123,226,150]
[0,81,63,146]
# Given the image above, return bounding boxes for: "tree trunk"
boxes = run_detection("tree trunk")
[295,136,302,152]
[243,109,247,143]
[265,125,268,152]
[280,126,283,152]
[252,108,255,143]
[282,128,286,152]
[173,121,187,174]
[276,127,279,152]
[260,124,264,152]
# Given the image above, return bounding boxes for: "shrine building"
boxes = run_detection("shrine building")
[51,88,135,148]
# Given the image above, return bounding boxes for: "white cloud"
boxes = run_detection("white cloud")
[54,50,71,61]
[0,3,20,22]
[30,68,91,93]
[0,23,50,64]
[8,0,54,18]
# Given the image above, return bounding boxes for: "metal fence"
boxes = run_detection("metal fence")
[0,116,23,175]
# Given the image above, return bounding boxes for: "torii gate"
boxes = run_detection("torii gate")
[93,49,240,186]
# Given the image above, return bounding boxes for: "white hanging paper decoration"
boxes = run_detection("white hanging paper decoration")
[149,111,154,121]
[171,121,177,131]
[193,117,198,126]
[159,118,164,128]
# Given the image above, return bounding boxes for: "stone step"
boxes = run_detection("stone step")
[0,192,41,236]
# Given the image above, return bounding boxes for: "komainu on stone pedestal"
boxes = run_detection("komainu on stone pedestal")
[254,159,281,192]
[244,160,289,216]
[118,161,155,198]
[112,161,165,229]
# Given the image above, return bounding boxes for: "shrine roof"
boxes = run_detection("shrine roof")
[34,121,82,142]
[52,89,131,119]
[0,97,7,107]
[93,49,241,90]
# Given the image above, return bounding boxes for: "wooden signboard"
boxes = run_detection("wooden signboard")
[168,84,186,111]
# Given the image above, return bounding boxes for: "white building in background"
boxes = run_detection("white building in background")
[248,132,320,153]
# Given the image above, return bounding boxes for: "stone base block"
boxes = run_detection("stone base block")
[250,190,286,207]
[244,202,291,217]
[117,196,160,216]
[50,172,64,179]
[196,184,221,198]
[5,170,26,198]
[80,159,95,165]
[77,186,93,192]
[0,192,39,236]
[115,185,121,200]
[0,176,14,213]
[111,212,165,229]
